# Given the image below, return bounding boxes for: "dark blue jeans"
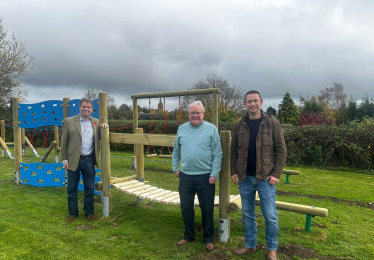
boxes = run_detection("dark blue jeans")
[67,154,95,217]
[179,172,215,243]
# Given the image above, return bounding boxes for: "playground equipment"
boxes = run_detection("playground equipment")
[11,95,108,208]
[283,169,300,184]
[0,120,15,158]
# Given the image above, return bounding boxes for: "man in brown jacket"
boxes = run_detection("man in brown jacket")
[60,98,108,222]
[230,90,286,260]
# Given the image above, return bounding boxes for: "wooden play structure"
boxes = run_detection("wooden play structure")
[11,90,328,242]
[11,96,104,194]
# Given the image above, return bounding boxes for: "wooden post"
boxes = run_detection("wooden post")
[212,91,219,129]
[219,130,231,242]
[54,125,59,163]
[132,98,138,156]
[62,98,70,119]
[13,97,22,184]
[99,92,112,217]
[135,128,144,181]
[0,120,5,157]
[135,128,144,204]
[62,98,70,185]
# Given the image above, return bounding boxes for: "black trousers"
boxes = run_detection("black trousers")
[179,172,215,243]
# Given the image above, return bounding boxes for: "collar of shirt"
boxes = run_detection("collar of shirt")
[80,115,92,122]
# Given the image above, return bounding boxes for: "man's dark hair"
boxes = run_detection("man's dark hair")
[244,90,262,102]
[80,98,94,108]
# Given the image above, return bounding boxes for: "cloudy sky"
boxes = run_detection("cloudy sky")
[1,0,374,110]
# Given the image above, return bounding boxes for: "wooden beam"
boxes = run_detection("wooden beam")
[95,175,137,191]
[0,120,5,142]
[109,133,176,147]
[131,88,219,99]
[40,141,57,163]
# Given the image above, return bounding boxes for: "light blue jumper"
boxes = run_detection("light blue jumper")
[172,121,222,177]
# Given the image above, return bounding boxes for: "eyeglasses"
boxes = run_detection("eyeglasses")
[189,112,203,115]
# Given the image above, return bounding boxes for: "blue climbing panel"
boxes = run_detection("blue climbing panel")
[20,162,65,187]
[68,99,99,119]
[20,163,102,196]
[18,100,64,128]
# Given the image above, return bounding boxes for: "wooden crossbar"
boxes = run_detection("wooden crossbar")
[109,133,176,147]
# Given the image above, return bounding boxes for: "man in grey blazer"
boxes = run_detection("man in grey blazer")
[60,98,108,222]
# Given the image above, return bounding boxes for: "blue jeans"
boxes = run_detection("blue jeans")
[239,175,278,250]
[67,154,96,217]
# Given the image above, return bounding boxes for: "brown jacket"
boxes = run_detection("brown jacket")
[230,110,286,181]
[60,115,101,172]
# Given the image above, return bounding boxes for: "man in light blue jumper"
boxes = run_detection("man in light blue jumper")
[172,101,223,252]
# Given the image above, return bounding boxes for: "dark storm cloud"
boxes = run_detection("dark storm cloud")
[1,0,374,107]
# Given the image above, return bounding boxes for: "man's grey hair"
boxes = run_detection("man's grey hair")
[80,98,94,108]
[188,101,205,112]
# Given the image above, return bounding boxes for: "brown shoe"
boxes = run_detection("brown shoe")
[176,239,191,246]
[233,246,256,255]
[206,243,214,252]
[267,250,277,260]
[67,216,76,222]
[87,215,95,221]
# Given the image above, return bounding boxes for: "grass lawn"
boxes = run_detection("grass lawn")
[0,147,373,260]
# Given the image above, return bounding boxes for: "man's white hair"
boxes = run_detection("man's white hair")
[188,101,205,112]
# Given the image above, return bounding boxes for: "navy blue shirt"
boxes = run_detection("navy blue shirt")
[246,117,262,176]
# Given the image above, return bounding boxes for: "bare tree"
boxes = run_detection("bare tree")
[317,82,348,110]
[181,73,245,121]
[82,87,116,108]
[0,18,34,106]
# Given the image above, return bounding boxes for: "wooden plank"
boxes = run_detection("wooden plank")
[124,184,152,194]
[147,190,172,201]
[169,195,183,205]
[118,182,145,192]
[153,191,179,203]
[112,180,139,188]
[161,193,180,204]
[132,186,159,196]
[138,188,165,199]
[109,133,176,147]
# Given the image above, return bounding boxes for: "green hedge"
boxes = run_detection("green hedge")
[2,119,373,170]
